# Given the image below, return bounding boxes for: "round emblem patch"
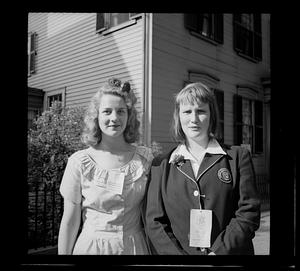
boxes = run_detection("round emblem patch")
[217,168,232,183]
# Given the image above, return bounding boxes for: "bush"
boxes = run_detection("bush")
[28,101,86,188]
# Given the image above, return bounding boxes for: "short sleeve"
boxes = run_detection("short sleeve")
[59,154,82,204]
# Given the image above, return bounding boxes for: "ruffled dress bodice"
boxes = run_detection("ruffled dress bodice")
[59,145,154,255]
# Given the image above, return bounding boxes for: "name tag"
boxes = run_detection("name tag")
[95,171,125,195]
[106,171,125,195]
[189,209,212,248]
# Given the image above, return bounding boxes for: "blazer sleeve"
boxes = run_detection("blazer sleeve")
[211,146,261,254]
[144,157,188,255]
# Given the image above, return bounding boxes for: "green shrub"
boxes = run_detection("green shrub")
[28,101,86,188]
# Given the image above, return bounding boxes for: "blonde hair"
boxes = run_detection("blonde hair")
[172,82,220,144]
[81,78,140,146]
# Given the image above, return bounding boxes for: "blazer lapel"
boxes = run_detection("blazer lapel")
[177,160,196,182]
[196,153,224,181]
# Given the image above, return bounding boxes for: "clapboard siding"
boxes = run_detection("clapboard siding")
[39,32,143,68]
[28,13,144,117]
[36,58,143,90]
[151,13,270,174]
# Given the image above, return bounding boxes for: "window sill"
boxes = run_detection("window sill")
[235,50,261,63]
[97,19,137,36]
[251,152,264,158]
[189,30,219,46]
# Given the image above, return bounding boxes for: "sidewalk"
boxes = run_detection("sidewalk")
[253,209,270,255]
[29,208,271,255]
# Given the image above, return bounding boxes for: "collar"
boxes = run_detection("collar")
[169,138,226,164]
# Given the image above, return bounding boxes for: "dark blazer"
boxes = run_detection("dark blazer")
[143,144,261,255]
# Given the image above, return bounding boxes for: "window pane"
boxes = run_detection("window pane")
[110,13,130,27]
[48,94,62,108]
[242,125,252,145]
[242,99,252,125]
[241,14,254,31]
[185,14,223,44]
[234,14,257,59]
[240,27,253,57]
[96,13,105,31]
[201,14,213,37]
[242,98,253,149]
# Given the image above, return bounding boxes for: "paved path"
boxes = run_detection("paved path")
[253,210,270,255]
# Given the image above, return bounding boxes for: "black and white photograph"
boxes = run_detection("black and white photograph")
[22,12,295,270]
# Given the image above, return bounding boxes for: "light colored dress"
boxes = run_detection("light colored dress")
[59,145,154,255]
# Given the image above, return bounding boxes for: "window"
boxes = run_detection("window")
[96,13,142,33]
[44,87,66,110]
[28,32,37,75]
[233,13,262,61]
[234,94,263,153]
[184,14,223,44]
[48,94,62,108]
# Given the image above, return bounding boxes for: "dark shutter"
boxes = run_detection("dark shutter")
[184,13,198,32]
[30,54,35,73]
[214,89,224,121]
[233,14,242,52]
[253,14,262,60]
[214,14,224,44]
[30,33,36,52]
[254,100,263,153]
[233,94,243,145]
[29,33,37,73]
[254,99,263,126]
[214,89,224,143]
[96,13,106,32]
[253,14,262,34]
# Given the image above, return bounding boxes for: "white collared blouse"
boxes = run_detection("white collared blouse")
[169,138,226,178]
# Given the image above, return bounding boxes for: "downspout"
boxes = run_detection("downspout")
[143,13,152,147]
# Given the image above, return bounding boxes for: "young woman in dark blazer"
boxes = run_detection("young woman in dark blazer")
[144,82,261,255]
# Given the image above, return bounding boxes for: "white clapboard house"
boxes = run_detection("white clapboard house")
[28,13,271,182]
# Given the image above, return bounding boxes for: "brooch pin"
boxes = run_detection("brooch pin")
[170,154,185,167]
[217,168,232,183]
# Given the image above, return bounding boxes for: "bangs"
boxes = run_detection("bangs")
[176,86,210,106]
